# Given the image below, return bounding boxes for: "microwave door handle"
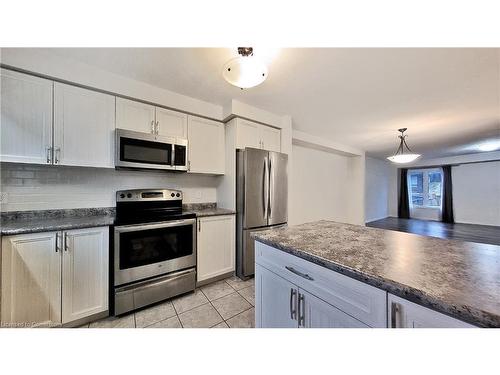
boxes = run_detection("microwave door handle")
[171,144,175,167]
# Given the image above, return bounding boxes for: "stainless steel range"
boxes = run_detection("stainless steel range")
[112,188,196,315]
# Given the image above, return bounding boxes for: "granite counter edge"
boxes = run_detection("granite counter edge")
[254,237,498,328]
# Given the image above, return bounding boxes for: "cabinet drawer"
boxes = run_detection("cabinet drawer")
[255,242,387,327]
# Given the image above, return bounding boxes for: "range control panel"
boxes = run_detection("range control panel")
[116,189,182,202]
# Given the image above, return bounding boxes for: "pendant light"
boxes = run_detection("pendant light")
[222,47,268,89]
[387,128,421,163]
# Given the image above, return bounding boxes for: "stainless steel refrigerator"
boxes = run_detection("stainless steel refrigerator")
[236,148,288,279]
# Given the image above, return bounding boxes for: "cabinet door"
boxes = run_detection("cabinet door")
[62,227,109,324]
[196,215,235,282]
[255,264,298,328]
[53,83,115,168]
[0,69,53,164]
[187,115,225,174]
[156,107,188,138]
[116,97,155,134]
[260,125,281,152]
[235,119,261,149]
[388,294,475,328]
[301,290,368,328]
[1,232,61,327]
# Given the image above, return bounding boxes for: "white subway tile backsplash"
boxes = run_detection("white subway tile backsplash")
[0,163,219,212]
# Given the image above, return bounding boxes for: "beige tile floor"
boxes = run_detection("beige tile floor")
[83,276,255,328]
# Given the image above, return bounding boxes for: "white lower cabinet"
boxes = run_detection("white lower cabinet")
[1,231,61,327]
[1,227,109,327]
[255,264,298,328]
[255,263,368,328]
[62,227,109,324]
[196,215,235,283]
[302,290,368,328]
[388,293,475,328]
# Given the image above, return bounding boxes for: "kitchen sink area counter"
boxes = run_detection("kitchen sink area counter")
[252,220,500,328]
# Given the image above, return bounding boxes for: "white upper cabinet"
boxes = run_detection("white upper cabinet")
[260,125,281,152]
[236,119,261,149]
[235,118,281,152]
[187,115,225,174]
[54,83,115,168]
[156,107,188,138]
[116,97,156,134]
[196,215,235,283]
[1,232,61,327]
[62,227,109,324]
[116,98,188,138]
[0,69,53,164]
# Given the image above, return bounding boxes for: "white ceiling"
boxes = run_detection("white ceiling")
[46,48,500,160]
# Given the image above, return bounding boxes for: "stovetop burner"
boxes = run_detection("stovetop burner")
[115,188,195,226]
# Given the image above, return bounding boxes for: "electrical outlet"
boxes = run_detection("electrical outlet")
[0,192,8,204]
[195,191,202,199]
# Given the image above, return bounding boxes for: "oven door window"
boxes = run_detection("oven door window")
[120,137,172,165]
[119,224,193,270]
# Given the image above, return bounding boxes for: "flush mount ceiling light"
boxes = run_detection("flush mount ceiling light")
[222,47,268,89]
[477,139,500,152]
[387,128,421,164]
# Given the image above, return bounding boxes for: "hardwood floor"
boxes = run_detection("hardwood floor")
[366,217,500,246]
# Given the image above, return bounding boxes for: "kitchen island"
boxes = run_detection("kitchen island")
[252,220,500,328]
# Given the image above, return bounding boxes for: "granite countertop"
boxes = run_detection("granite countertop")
[1,208,116,236]
[252,220,500,327]
[1,204,236,236]
[183,203,236,217]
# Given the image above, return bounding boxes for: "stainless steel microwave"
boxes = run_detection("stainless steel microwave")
[115,128,188,171]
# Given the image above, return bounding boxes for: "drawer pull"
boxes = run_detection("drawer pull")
[285,266,314,281]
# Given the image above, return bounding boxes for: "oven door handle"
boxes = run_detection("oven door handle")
[114,218,196,233]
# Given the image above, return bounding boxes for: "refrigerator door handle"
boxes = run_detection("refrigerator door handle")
[268,156,272,219]
[263,157,269,221]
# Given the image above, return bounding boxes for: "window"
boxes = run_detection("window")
[408,169,443,208]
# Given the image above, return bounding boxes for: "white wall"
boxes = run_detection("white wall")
[365,157,397,222]
[0,163,219,211]
[289,144,364,226]
[452,161,500,226]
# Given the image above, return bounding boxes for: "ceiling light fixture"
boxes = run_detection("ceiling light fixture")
[222,47,267,89]
[387,128,421,164]
[477,140,500,152]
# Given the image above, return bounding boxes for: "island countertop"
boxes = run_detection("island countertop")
[252,220,500,327]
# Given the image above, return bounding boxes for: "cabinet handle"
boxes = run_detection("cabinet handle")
[46,146,52,164]
[289,288,297,320]
[298,292,305,327]
[64,233,69,252]
[151,120,155,134]
[188,161,191,172]
[156,121,159,135]
[285,266,314,281]
[55,232,60,252]
[198,220,201,232]
[53,147,60,164]
[391,301,401,328]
